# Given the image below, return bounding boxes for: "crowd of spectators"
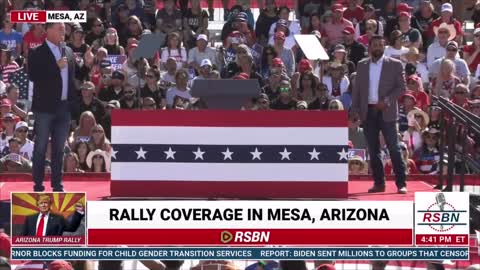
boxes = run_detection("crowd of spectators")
[0,0,478,177]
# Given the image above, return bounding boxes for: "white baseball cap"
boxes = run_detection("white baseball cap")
[15,121,28,131]
[441,3,453,13]
[200,59,212,67]
[197,34,208,42]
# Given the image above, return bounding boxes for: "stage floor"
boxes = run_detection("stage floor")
[0,179,440,202]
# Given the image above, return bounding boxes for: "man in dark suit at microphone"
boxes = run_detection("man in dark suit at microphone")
[28,23,79,192]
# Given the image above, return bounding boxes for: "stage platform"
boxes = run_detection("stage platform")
[1,174,479,202]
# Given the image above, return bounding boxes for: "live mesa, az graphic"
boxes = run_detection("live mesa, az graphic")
[417,193,467,232]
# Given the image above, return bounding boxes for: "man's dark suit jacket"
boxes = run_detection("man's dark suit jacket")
[22,211,84,236]
[27,41,80,114]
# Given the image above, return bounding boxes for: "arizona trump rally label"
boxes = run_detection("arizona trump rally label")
[415,192,470,246]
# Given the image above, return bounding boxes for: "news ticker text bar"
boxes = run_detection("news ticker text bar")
[11,247,469,260]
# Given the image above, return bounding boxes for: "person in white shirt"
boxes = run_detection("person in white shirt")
[384,30,409,61]
[322,62,350,99]
[192,59,213,85]
[350,35,407,194]
[429,41,470,85]
[401,47,429,84]
[427,23,453,69]
[14,121,34,161]
[166,69,192,107]
[188,34,218,71]
[161,32,187,70]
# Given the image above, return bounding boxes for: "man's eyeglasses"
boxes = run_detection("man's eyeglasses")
[455,91,466,95]
[447,48,457,52]
[279,87,290,92]
[16,129,28,133]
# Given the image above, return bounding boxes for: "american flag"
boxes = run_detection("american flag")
[8,67,30,100]
[110,110,349,198]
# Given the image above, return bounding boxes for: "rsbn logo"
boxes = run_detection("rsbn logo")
[417,193,467,232]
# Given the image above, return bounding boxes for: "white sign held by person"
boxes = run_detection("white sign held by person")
[107,55,127,71]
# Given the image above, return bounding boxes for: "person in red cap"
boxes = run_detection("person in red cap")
[342,25,367,65]
[383,2,414,42]
[323,3,353,48]
[343,0,364,25]
[398,92,419,133]
[355,4,383,38]
[272,31,295,76]
[406,74,430,110]
[397,11,422,49]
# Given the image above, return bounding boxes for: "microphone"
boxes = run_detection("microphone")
[435,193,446,211]
[60,42,66,58]
[435,193,446,230]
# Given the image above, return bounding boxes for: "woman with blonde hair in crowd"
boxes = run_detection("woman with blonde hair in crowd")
[357,19,377,48]
[72,111,97,145]
[88,124,111,154]
[432,58,461,98]
[103,27,125,55]
[328,99,344,111]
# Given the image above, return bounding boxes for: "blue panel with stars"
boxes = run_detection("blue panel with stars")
[111,144,350,163]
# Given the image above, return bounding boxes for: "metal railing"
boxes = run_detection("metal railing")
[432,95,480,192]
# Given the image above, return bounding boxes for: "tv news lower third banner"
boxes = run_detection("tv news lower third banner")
[86,200,414,246]
[11,247,470,261]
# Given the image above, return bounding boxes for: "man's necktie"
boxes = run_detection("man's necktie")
[36,214,45,237]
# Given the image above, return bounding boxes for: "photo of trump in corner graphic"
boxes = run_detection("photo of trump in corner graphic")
[11,193,86,245]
